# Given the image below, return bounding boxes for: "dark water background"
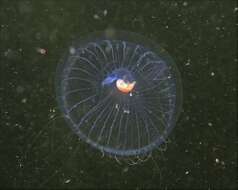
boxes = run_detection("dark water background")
[0,0,237,189]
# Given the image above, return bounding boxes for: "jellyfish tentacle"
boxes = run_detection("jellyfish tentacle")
[76,93,112,130]
[76,47,103,70]
[68,67,96,79]
[73,55,101,73]
[138,94,175,103]
[134,61,167,83]
[136,77,169,94]
[62,76,94,85]
[61,87,93,98]
[67,94,97,114]
[87,98,112,138]
[145,66,167,81]
[116,96,124,147]
[131,51,154,72]
[123,111,129,151]
[104,40,116,67]
[133,64,166,88]
[88,42,108,64]
[138,83,172,97]
[127,45,140,69]
[97,103,115,144]
[84,48,103,66]
[140,60,162,71]
[139,107,151,147]
[145,100,172,129]
[122,98,130,150]
[116,41,122,67]
[133,96,151,148]
[144,109,161,135]
[114,41,120,66]
[107,103,120,146]
[120,41,127,67]
[84,46,110,75]
[143,105,167,133]
[135,109,141,150]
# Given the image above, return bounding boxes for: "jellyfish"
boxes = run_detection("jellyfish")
[55,30,182,158]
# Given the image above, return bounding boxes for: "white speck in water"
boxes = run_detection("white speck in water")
[4,49,12,57]
[93,14,100,20]
[16,86,24,93]
[49,113,55,119]
[19,163,24,168]
[15,123,23,129]
[69,47,76,54]
[123,167,129,173]
[210,72,215,76]
[105,45,111,53]
[123,109,130,114]
[185,116,190,121]
[183,1,188,6]
[215,158,220,163]
[185,59,191,66]
[64,179,71,184]
[36,47,47,55]
[21,98,27,103]
[208,122,213,127]
[185,170,189,175]
[115,104,119,109]
[129,92,133,97]
[103,9,108,16]
[49,108,56,113]
[173,2,178,7]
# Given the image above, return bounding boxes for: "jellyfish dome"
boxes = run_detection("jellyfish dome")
[55,30,182,157]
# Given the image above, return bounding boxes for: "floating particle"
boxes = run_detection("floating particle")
[16,86,24,93]
[183,2,188,6]
[103,9,108,16]
[64,179,71,184]
[93,14,100,20]
[208,122,213,127]
[69,46,76,54]
[21,98,27,103]
[36,47,47,55]
[123,167,129,173]
[210,72,215,76]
